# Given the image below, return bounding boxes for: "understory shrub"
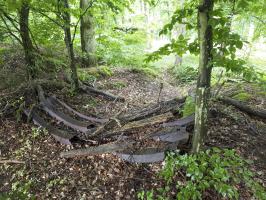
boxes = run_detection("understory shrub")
[138,148,266,200]
[182,96,195,117]
[170,65,198,84]
[96,30,150,69]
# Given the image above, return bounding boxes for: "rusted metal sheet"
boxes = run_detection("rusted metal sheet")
[48,96,109,124]
[151,127,189,143]
[41,98,94,133]
[24,109,75,145]
[163,114,195,127]
[115,143,178,163]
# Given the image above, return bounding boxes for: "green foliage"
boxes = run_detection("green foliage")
[0,180,35,200]
[138,148,266,200]
[110,81,127,89]
[130,65,159,78]
[232,92,252,101]
[182,96,195,117]
[170,65,198,84]
[97,30,149,68]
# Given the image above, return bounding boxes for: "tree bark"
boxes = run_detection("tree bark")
[18,0,35,80]
[192,0,213,153]
[80,0,96,67]
[61,0,79,90]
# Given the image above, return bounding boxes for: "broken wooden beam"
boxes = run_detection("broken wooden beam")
[60,141,134,158]
[219,97,266,119]
[24,109,76,145]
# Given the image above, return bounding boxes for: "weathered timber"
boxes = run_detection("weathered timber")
[24,109,75,145]
[48,96,108,123]
[60,141,134,158]
[80,83,125,102]
[115,143,178,163]
[93,112,174,138]
[41,98,94,133]
[219,97,266,119]
[163,114,195,127]
[149,127,189,143]
[119,97,186,123]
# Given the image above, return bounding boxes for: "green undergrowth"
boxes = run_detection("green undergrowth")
[138,148,266,200]
[232,92,252,101]
[182,96,195,118]
[78,66,113,83]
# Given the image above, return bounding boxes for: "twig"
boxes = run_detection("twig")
[0,160,25,164]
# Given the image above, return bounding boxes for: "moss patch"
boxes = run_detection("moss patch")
[232,92,252,102]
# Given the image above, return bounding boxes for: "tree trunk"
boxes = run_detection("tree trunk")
[18,0,35,80]
[192,0,213,153]
[80,0,96,67]
[62,0,79,90]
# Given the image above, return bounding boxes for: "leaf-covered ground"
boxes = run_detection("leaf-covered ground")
[0,69,265,199]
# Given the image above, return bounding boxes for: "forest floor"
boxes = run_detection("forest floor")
[0,68,265,199]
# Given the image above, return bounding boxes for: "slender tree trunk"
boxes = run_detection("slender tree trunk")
[80,0,96,67]
[18,0,35,80]
[61,0,79,90]
[192,0,213,153]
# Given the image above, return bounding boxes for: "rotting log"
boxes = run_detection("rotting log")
[80,83,125,102]
[115,142,179,163]
[92,112,174,138]
[24,109,76,145]
[60,141,134,158]
[48,96,108,123]
[219,97,266,119]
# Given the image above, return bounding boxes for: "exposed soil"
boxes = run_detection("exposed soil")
[0,68,265,199]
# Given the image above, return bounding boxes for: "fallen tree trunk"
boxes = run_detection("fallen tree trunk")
[80,83,125,102]
[48,96,108,123]
[24,109,76,145]
[219,97,266,119]
[60,141,134,158]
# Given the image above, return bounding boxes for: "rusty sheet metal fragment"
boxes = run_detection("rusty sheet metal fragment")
[115,143,178,163]
[24,109,75,145]
[48,96,109,124]
[150,127,189,143]
[163,114,195,127]
[41,98,94,133]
